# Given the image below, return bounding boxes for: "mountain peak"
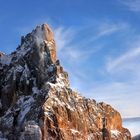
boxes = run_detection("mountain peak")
[29,24,54,46]
[0,23,69,114]
[18,23,56,64]
[0,24,131,140]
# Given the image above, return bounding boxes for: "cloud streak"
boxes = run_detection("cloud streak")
[54,21,128,62]
[96,22,128,37]
[54,26,75,52]
[106,45,140,73]
[92,37,140,118]
[120,0,140,12]
[89,81,140,118]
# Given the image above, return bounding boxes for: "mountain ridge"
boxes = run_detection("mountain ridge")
[0,24,131,140]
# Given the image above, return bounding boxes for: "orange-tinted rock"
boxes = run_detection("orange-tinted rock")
[40,86,131,140]
[43,24,56,63]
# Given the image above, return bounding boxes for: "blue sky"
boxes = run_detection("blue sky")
[0,0,140,118]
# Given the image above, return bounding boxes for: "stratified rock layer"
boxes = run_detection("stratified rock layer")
[0,24,131,140]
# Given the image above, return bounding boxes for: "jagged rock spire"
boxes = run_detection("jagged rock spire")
[0,23,68,115]
[19,24,56,64]
[30,24,56,63]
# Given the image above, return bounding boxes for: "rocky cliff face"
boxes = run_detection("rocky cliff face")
[0,24,131,140]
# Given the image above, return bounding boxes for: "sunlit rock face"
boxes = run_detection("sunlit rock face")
[0,24,131,140]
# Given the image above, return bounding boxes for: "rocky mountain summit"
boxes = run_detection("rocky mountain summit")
[0,24,131,140]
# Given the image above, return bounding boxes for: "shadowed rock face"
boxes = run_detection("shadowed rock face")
[0,24,131,140]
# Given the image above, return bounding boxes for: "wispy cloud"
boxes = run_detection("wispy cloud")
[92,36,140,118]
[54,27,75,52]
[54,25,101,63]
[53,21,126,91]
[106,41,140,73]
[54,21,128,62]
[119,0,140,12]
[53,24,104,91]
[86,80,140,118]
[85,21,129,43]
[96,22,128,38]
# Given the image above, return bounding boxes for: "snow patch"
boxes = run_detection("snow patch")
[0,54,11,66]
[66,103,74,111]
[20,64,30,83]
[54,97,65,106]
[71,129,80,134]
[17,96,34,124]
[48,65,54,72]
[16,46,31,59]
[88,133,94,140]
[13,70,16,81]
[111,130,120,137]
[16,65,24,73]
[34,26,44,46]
[32,87,40,95]
[20,121,42,139]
